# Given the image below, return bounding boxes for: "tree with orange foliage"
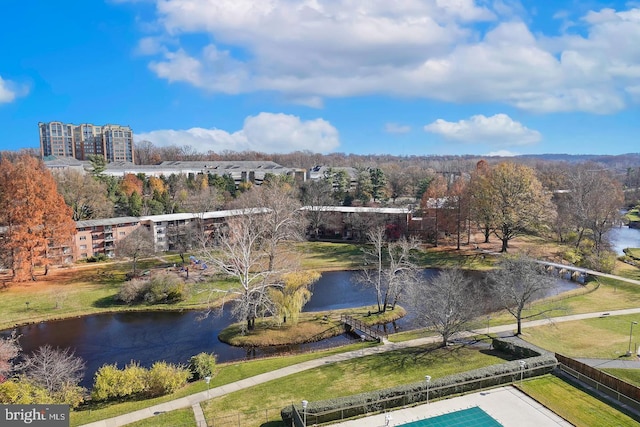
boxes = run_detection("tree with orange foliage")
[0,155,75,281]
[120,173,143,197]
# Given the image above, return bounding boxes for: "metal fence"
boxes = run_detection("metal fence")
[284,362,555,426]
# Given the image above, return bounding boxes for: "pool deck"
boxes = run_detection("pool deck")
[328,386,572,427]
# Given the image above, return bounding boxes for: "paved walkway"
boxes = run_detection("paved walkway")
[79,306,640,427]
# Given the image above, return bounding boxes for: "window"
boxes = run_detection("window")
[80,245,87,250]
[79,236,87,241]
[119,231,126,236]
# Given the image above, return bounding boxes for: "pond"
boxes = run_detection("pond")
[2,270,578,388]
[607,225,640,255]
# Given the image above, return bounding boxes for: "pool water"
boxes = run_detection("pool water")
[397,406,503,427]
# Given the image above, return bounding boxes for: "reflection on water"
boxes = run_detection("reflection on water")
[1,270,579,388]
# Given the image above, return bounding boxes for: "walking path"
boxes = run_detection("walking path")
[79,306,640,427]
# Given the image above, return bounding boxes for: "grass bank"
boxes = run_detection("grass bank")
[520,375,638,427]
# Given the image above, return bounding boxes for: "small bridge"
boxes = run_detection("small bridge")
[341,314,388,342]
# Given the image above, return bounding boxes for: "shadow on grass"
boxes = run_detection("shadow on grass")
[92,295,123,308]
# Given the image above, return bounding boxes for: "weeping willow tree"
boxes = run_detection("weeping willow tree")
[270,271,321,326]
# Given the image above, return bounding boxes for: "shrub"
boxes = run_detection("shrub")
[0,378,52,404]
[144,276,185,304]
[146,362,191,397]
[117,280,148,304]
[116,276,186,305]
[92,362,147,401]
[188,352,217,380]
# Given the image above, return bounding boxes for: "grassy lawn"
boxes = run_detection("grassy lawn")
[602,368,640,387]
[124,408,195,427]
[521,313,640,358]
[0,260,240,330]
[520,375,638,427]
[200,344,514,426]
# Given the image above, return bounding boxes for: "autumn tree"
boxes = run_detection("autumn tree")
[358,226,420,313]
[0,155,76,281]
[116,227,155,276]
[468,160,495,244]
[54,169,114,220]
[484,162,555,252]
[408,268,481,347]
[486,255,557,335]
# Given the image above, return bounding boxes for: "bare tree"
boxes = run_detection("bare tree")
[202,182,307,333]
[564,164,624,257]
[200,209,277,332]
[408,268,480,347]
[0,332,20,381]
[486,255,557,335]
[22,345,85,394]
[116,227,156,276]
[358,226,420,313]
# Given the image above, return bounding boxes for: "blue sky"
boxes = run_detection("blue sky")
[1,0,639,157]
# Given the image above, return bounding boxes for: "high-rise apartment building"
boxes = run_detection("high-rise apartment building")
[39,121,134,163]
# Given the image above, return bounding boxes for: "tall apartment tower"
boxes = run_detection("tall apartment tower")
[39,121,134,163]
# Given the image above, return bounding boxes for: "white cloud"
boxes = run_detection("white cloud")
[0,76,19,103]
[130,1,640,114]
[384,123,411,134]
[136,112,340,153]
[485,150,518,157]
[424,114,541,145]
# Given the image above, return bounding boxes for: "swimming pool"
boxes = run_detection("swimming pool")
[396,406,503,427]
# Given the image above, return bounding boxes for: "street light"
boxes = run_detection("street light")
[628,321,638,356]
[425,375,431,404]
[204,376,211,397]
[518,360,526,385]
[301,400,308,427]
[360,334,366,356]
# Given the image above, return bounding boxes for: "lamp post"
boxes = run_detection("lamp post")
[425,375,431,404]
[628,321,638,356]
[518,360,526,385]
[301,400,308,427]
[204,376,211,397]
[360,334,366,356]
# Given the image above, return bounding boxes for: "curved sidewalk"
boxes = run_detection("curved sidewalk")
[80,306,640,427]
